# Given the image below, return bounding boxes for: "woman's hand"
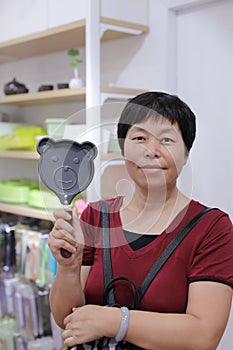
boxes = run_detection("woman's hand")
[48,206,84,266]
[62,305,121,347]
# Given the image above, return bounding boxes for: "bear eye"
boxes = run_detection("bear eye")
[73,157,80,164]
[51,156,58,162]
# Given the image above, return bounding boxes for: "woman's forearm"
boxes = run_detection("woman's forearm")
[124,310,220,350]
[119,282,232,350]
[49,264,85,328]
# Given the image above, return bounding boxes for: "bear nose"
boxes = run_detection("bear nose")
[64,166,69,172]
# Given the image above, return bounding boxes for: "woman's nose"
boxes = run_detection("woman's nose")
[144,138,161,158]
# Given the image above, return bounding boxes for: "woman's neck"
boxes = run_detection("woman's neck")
[121,186,191,234]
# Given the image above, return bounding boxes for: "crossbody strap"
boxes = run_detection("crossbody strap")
[137,207,215,301]
[100,200,215,307]
[100,200,115,306]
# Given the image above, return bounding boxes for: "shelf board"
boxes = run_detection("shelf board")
[0,88,86,105]
[0,86,146,105]
[0,150,123,161]
[0,151,39,159]
[0,202,54,221]
[0,17,149,62]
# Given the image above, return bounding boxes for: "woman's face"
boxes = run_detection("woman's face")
[123,117,188,192]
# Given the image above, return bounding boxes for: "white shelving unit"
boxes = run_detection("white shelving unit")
[0,0,149,220]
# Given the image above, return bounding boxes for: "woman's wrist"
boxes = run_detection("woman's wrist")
[57,261,81,277]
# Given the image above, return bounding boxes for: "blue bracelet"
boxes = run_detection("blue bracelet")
[115,306,130,342]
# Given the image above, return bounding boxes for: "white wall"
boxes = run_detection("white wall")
[176,0,233,219]
[174,2,233,348]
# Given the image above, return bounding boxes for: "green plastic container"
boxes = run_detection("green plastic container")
[0,179,37,204]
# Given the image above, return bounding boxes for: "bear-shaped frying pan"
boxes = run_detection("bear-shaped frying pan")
[37,137,98,258]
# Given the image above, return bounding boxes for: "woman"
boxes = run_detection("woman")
[48,92,233,350]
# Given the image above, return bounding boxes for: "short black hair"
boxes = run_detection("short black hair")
[117,91,196,155]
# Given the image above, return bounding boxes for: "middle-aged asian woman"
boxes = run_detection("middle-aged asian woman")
[48,91,233,350]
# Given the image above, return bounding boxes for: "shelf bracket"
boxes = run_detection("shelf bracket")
[100,23,143,39]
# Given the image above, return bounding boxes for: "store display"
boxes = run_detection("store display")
[0,213,56,348]
[0,316,17,350]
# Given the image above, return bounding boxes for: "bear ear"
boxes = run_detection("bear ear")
[37,137,54,155]
[81,141,98,159]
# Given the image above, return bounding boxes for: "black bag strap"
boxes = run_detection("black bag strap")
[137,207,215,301]
[103,276,140,309]
[100,200,115,306]
[100,200,215,307]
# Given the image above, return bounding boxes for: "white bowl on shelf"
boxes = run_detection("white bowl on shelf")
[0,122,22,135]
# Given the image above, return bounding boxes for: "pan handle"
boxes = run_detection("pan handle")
[60,248,72,258]
[60,209,73,258]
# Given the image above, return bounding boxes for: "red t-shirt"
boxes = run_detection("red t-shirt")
[80,197,233,313]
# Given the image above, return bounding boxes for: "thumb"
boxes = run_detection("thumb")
[72,206,85,246]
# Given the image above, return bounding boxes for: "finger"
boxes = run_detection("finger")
[72,210,85,245]
[51,226,77,244]
[64,314,72,327]
[53,209,72,221]
[63,328,81,348]
[49,234,77,254]
[49,233,78,253]
[63,336,77,348]
[54,218,75,234]
[62,329,74,342]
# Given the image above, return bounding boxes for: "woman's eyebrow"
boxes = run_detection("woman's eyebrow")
[130,125,177,135]
[129,126,147,132]
[158,127,178,135]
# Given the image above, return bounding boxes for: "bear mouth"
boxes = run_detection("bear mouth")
[57,179,73,184]
[54,167,78,191]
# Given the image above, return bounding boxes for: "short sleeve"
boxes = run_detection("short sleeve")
[79,202,101,266]
[188,213,233,288]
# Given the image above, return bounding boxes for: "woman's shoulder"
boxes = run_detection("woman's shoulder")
[190,199,230,216]
[188,199,232,232]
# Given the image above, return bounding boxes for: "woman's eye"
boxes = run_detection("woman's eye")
[161,137,174,144]
[132,136,146,141]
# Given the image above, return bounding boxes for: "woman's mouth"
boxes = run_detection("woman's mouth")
[139,165,166,172]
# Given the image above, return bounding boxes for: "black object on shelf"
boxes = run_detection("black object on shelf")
[4,78,29,95]
[38,84,54,92]
[57,83,69,89]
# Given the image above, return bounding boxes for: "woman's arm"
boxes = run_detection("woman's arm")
[125,281,232,350]
[50,265,91,328]
[63,281,232,350]
[48,208,91,328]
